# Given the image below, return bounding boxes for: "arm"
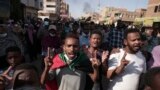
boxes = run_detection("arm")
[40,48,54,85]
[40,63,50,85]
[106,52,129,79]
[89,67,99,82]
[88,58,101,82]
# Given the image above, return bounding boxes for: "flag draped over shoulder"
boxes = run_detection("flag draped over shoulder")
[45,52,92,90]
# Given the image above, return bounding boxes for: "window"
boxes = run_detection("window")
[158,5,160,12]
[40,2,43,8]
[154,6,158,13]
[46,5,56,8]
[46,0,56,2]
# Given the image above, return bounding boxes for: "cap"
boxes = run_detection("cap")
[48,25,57,31]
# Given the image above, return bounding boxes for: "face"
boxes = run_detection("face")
[83,25,90,35]
[7,51,22,67]
[63,38,79,60]
[145,28,153,37]
[90,34,101,48]
[124,32,142,53]
[49,29,56,34]
[73,25,79,31]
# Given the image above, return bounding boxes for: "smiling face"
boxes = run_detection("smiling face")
[124,32,142,53]
[63,37,79,60]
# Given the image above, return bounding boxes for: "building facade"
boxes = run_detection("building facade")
[146,0,160,17]
[0,0,10,19]
[100,7,146,24]
[38,0,69,20]
[21,0,42,19]
[142,0,160,26]
[60,1,69,18]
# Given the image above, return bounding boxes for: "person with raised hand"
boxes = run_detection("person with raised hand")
[107,29,147,90]
[0,46,24,89]
[41,33,100,90]
[83,30,109,90]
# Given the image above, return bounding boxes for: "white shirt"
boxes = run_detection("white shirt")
[108,49,146,90]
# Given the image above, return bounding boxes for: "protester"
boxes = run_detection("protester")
[41,33,100,90]
[83,30,109,90]
[41,25,61,57]
[107,29,146,90]
[1,46,24,89]
[0,25,23,69]
[106,20,125,50]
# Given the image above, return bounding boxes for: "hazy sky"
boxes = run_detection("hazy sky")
[64,0,149,18]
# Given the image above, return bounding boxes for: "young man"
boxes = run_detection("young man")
[1,46,24,89]
[41,33,100,90]
[107,29,146,90]
[83,30,109,90]
[0,25,23,69]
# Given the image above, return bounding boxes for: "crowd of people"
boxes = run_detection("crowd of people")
[0,18,160,90]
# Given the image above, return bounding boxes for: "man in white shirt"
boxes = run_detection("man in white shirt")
[107,29,146,90]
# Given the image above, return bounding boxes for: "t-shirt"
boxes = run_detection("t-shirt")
[58,67,86,90]
[48,52,93,90]
[108,49,146,90]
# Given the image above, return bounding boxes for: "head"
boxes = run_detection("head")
[116,20,124,29]
[12,63,39,89]
[140,34,148,47]
[89,30,102,48]
[82,23,90,35]
[5,46,23,67]
[144,26,154,37]
[48,25,57,37]
[89,22,95,31]
[72,22,79,31]
[63,33,79,60]
[144,67,160,90]
[124,29,142,53]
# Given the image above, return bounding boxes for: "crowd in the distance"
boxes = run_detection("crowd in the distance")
[0,18,160,90]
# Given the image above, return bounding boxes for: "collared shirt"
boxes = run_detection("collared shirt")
[106,28,124,49]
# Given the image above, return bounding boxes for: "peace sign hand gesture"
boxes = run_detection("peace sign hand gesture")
[1,66,13,81]
[90,51,101,69]
[120,52,129,67]
[44,47,54,69]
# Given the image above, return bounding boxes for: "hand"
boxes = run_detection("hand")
[49,48,56,59]
[44,47,53,68]
[2,66,13,81]
[120,52,129,66]
[90,51,101,69]
[101,51,109,65]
